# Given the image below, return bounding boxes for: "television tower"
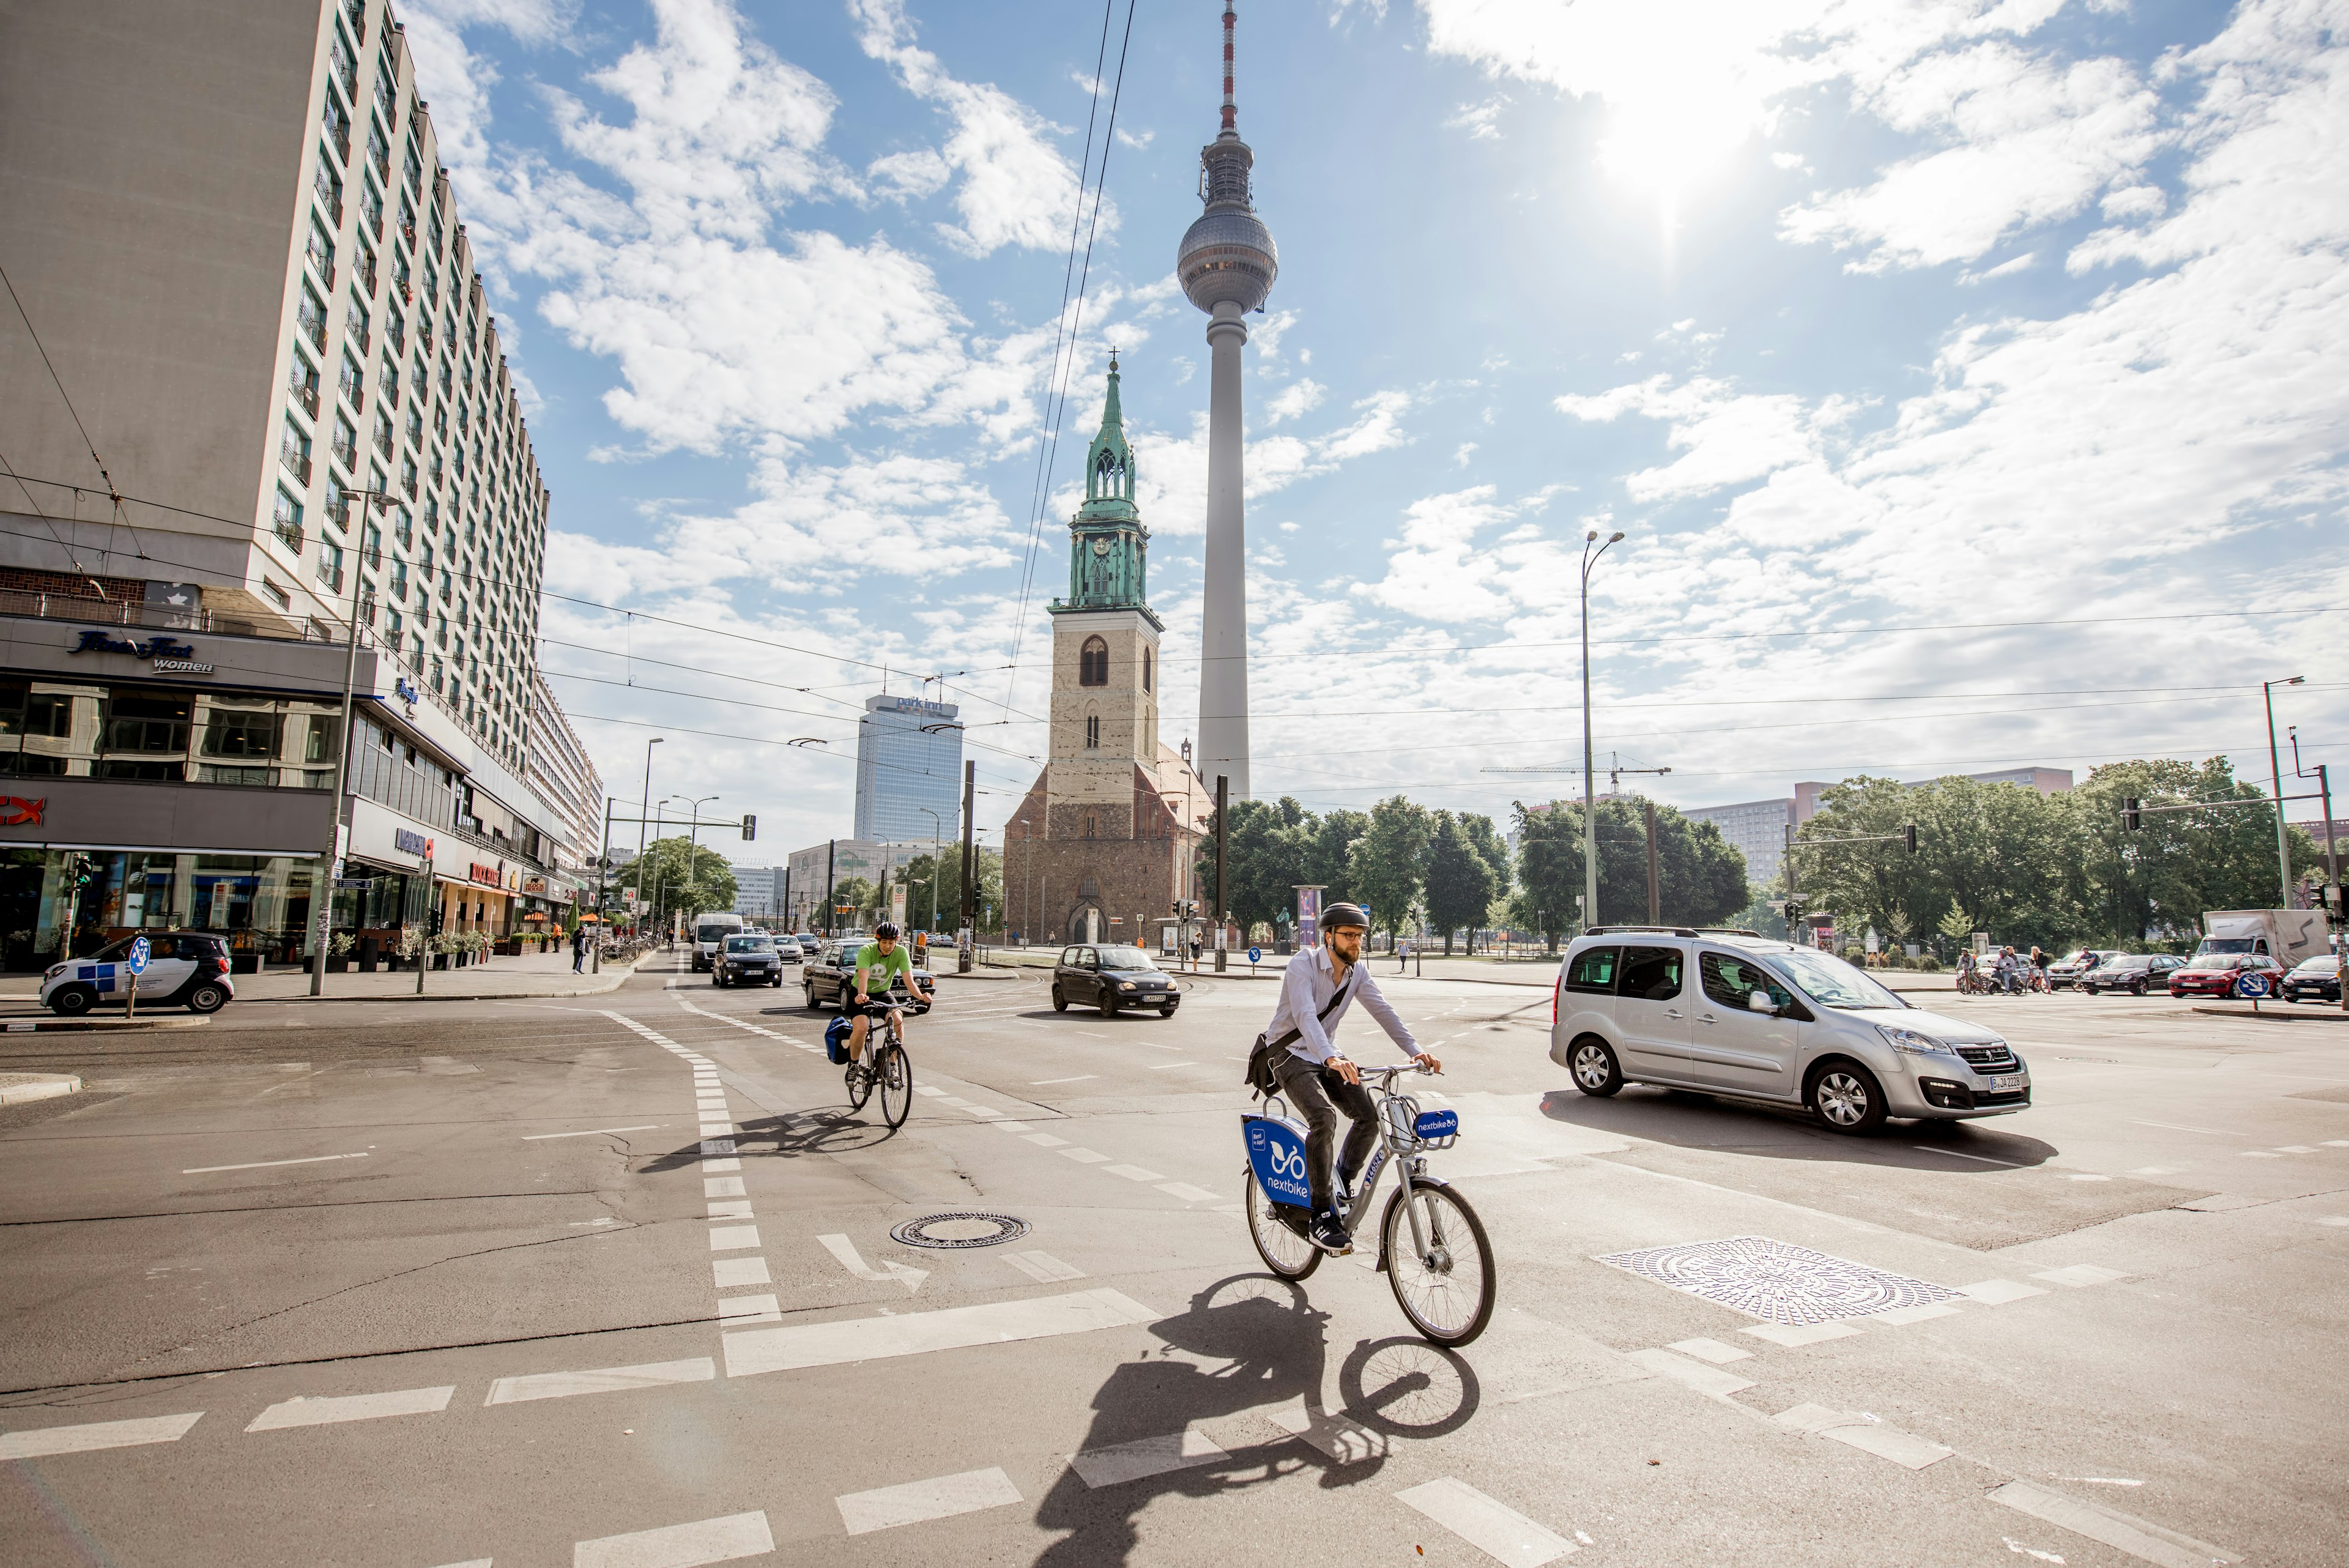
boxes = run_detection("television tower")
[1177,0,1277,800]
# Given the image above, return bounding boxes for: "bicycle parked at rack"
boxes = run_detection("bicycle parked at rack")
[845,998,913,1130]
[1241,1061,1494,1347]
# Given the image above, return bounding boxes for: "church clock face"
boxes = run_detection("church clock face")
[1092,538,1111,556]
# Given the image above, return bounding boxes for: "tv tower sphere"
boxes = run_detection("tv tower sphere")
[1176,10,1277,314]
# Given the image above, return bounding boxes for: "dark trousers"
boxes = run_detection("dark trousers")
[1271,1052,1379,1215]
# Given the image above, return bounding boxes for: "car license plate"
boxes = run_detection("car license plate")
[1991,1073,2026,1092]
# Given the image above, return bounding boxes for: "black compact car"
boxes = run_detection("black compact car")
[713,934,784,988]
[802,942,934,1014]
[1052,943,1180,1018]
[2281,955,2342,1003]
[2078,953,2185,995]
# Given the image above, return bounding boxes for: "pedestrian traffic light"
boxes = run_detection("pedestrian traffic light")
[740,813,756,841]
[1904,823,1918,855]
[2121,797,2142,831]
[67,853,92,890]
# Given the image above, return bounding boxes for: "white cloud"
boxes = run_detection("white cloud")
[868,147,951,201]
[402,0,576,173]
[850,0,1103,256]
[1115,127,1155,150]
[1446,95,1510,139]
[1778,45,2165,272]
[1557,376,1849,501]
[1353,486,1565,622]
[1454,441,1479,467]
[1265,378,1328,425]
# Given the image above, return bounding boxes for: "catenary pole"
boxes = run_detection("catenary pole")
[310,491,388,997]
[592,796,614,974]
[2264,677,2301,908]
[958,760,977,972]
[1214,773,1228,973]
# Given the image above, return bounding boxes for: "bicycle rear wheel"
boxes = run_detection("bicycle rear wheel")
[845,1042,874,1112]
[1381,1180,1495,1347]
[1244,1169,1321,1280]
[878,1039,911,1129]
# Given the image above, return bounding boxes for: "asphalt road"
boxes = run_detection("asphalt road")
[1,954,2344,1567]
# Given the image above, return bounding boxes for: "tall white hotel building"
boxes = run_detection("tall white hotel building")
[0,0,598,968]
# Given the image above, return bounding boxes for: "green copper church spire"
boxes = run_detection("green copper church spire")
[1054,353,1159,625]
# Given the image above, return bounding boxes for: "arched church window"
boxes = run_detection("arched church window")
[1143,648,1153,693]
[1085,715,1100,749]
[1080,636,1109,686]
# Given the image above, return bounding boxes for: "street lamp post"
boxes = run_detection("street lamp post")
[917,806,943,932]
[675,792,719,943]
[310,486,396,997]
[634,738,662,937]
[2264,676,2306,908]
[1580,529,1627,934]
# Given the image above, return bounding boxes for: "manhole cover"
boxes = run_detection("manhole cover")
[891,1211,1031,1250]
[1594,1235,1960,1325]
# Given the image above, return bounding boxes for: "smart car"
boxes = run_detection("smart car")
[42,932,234,1016]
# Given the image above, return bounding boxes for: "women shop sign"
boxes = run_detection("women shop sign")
[71,629,213,674]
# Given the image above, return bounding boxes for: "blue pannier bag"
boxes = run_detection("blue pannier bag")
[825,1016,853,1064]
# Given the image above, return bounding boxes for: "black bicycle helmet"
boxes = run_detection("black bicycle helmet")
[874,921,900,940]
[1319,902,1369,932]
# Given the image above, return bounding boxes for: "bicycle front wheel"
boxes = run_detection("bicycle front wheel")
[878,1041,912,1129]
[1244,1169,1320,1281]
[1382,1181,1495,1347]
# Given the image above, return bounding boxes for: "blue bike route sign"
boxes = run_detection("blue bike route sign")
[127,936,150,976]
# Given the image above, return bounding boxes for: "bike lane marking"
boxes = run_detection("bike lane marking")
[836,1467,1023,1535]
[1393,1477,1578,1566]
[573,1509,774,1568]
[0,1412,205,1460]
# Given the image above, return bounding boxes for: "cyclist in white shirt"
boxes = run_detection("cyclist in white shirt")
[1261,901,1439,1254]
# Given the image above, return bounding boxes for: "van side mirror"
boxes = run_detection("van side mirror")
[1748,990,1777,1014]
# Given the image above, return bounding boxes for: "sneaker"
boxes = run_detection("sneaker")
[1310,1213,1354,1255]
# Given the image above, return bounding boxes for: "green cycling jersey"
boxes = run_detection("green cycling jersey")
[854,941,920,998]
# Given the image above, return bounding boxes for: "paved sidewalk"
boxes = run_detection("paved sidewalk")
[0,949,639,1005]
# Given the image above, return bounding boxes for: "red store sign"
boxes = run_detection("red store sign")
[0,797,45,827]
[469,862,502,886]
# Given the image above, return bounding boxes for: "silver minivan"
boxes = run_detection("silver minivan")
[1549,927,2030,1134]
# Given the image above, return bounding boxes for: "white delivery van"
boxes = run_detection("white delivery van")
[2196,910,2329,968]
[692,912,746,971]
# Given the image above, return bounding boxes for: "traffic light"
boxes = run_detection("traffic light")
[740,813,757,841]
[2121,797,2142,831]
[67,852,92,890]
[1904,823,1918,855]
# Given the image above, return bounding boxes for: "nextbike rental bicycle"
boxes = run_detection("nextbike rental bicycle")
[1241,1063,1495,1347]
[845,999,914,1130]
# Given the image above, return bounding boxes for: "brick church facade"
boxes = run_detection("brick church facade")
[1003,358,1210,946]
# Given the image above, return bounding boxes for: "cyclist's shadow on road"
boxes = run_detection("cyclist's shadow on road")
[1031,1273,1478,1567]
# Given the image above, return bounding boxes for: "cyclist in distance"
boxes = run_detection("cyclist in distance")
[1263,901,1441,1255]
[848,921,930,1070]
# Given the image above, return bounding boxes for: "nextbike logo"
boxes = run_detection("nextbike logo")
[1244,1117,1312,1207]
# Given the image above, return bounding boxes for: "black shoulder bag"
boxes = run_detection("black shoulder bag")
[1245,967,1356,1098]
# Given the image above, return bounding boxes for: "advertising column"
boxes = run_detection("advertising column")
[1293,885,1324,950]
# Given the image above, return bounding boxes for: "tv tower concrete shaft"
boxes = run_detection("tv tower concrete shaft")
[1176,0,1275,801]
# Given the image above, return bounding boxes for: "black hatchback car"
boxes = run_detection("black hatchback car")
[713,934,784,988]
[2282,954,2342,1003]
[1052,944,1179,1018]
[2078,953,2186,995]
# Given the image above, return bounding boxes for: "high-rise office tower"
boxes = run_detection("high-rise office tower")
[853,695,963,845]
[1176,0,1276,801]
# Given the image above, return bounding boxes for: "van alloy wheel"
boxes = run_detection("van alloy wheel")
[1811,1065,1885,1134]
[1570,1039,1624,1097]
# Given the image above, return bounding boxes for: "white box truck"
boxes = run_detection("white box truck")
[692,911,746,972]
[2195,910,2329,967]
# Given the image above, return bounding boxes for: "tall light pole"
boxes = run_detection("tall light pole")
[676,792,719,940]
[2264,676,2305,908]
[311,486,396,997]
[635,737,662,934]
[1580,529,1627,932]
[917,806,943,932]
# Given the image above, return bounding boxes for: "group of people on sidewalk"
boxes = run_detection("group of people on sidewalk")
[1956,944,2052,994]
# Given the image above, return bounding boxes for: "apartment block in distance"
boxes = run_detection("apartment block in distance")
[0,0,582,966]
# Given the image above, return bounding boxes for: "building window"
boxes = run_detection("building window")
[1143,647,1152,693]
[1085,715,1100,749]
[273,488,305,554]
[1079,636,1108,687]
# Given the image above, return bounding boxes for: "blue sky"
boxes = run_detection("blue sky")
[405,0,2349,860]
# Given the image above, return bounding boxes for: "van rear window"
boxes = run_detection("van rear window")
[1565,946,1620,994]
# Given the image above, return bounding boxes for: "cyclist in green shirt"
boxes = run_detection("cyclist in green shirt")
[848,921,932,1068]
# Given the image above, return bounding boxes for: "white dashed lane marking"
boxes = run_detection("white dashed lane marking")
[522,1125,664,1140]
[1394,1476,1577,1566]
[245,1386,453,1432]
[182,1153,368,1174]
[723,1289,1159,1378]
[836,1467,1023,1536]
[573,1509,774,1568]
[484,1359,716,1406]
[0,1412,205,1460]
[1070,1429,1230,1488]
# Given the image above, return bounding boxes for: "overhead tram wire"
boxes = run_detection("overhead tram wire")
[538,668,1045,767]
[1003,0,1122,722]
[999,0,1140,723]
[1,266,146,565]
[559,710,1033,798]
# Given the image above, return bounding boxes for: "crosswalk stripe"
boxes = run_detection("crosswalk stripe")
[484,1358,715,1406]
[246,1386,453,1431]
[836,1467,1022,1536]
[1003,1249,1086,1284]
[724,1288,1159,1378]
[573,1509,773,1568]
[0,1412,204,1460]
[1394,1477,1576,1566]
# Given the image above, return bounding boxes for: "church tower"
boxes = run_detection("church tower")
[1003,356,1206,948]
[1046,352,1163,834]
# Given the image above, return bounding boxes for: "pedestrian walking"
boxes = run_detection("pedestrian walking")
[571,921,589,974]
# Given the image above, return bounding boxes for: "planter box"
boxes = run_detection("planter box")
[325,957,349,973]
[432,953,451,970]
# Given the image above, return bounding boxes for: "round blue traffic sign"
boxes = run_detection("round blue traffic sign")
[2237,972,2270,999]
[127,935,150,975]
[1247,946,1261,964]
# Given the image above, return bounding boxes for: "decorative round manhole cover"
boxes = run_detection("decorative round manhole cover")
[890,1211,1031,1250]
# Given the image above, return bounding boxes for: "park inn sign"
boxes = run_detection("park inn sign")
[69,628,215,674]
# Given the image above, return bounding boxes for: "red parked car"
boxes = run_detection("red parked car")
[2169,953,2287,1000]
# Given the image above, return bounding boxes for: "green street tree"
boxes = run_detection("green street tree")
[828,875,875,929]
[1306,809,1369,905]
[1422,810,1500,955]
[1193,797,1312,935]
[1510,798,1751,948]
[1351,795,1433,940]
[905,847,1003,932]
[2069,758,2319,945]
[612,836,738,928]
[1511,800,1584,952]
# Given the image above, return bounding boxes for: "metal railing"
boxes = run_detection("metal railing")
[290,379,319,419]
[0,588,350,645]
[280,448,311,485]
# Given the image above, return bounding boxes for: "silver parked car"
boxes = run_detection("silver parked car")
[1550,926,2030,1135]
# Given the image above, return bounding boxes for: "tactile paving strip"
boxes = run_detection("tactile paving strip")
[1595,1235,1961,1325]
